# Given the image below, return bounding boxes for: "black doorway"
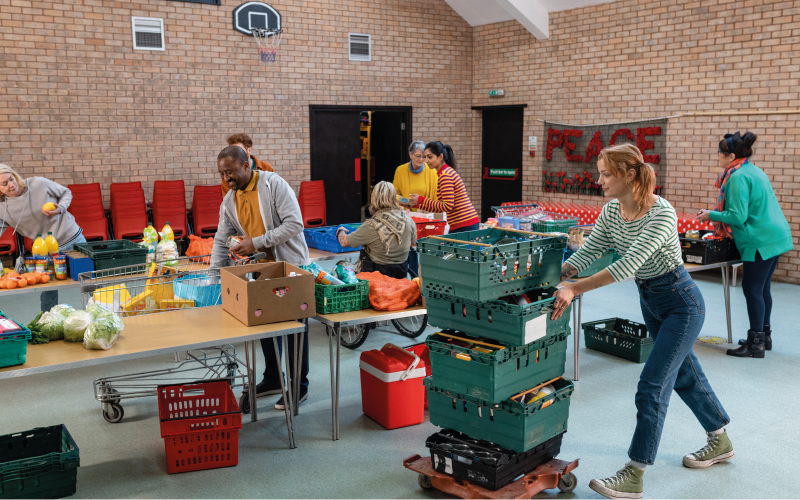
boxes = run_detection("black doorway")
[310,105,412,225]
[476,105,526,219]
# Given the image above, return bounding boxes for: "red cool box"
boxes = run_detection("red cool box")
[360,343,427,429]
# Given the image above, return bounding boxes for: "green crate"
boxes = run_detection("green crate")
[564,248,619,278]
[425,288,571,345]
[74,239,147,271]
[314,279,370,314]
[583,317,653,363]
[0,312,31,369]
[426,331,569,403]
[530,213,578,233]
[418,228,565,302]
[425,377,574,454]
[0,425,80,499]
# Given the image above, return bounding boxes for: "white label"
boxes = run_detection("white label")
[525,313,548,344]
[686,255,702,264]
[444,457,453,474]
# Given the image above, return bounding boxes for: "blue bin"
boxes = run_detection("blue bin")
[172,274,220,308]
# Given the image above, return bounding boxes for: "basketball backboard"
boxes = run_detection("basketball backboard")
[233,2,281,35]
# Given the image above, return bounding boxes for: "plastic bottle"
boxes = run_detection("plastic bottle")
[32,234,47,256]
[315,270,344,286]
[161,221,174,242]
[45,231,59,255]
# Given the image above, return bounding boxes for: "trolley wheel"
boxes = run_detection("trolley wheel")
[418,474,433,490]
[558,472,577,493]
[100,385,120,403]
[103,402,124,423]
[391,314,428,339]
[239,393,251,415]
[332,324,371,350]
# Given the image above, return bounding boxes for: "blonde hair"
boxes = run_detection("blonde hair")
[0,164,26,202]
[598,144,656,208]
[370,181,399,211]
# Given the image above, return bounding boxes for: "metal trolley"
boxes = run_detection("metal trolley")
[79,254,264,425]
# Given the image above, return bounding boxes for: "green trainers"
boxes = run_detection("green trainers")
[589,464,644,499]
[683,431,734,468]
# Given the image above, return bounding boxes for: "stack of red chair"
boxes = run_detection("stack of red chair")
[298,180,326,227]
[0,228,18,258]
[110,181,148,241]
[152,180,188,240]
[67,183,109,242]
[192,186,223,237]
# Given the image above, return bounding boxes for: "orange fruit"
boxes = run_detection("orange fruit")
[5,280,17,289]
[40,274,50,283]
[43,202,57,211]
[16,278,27,288]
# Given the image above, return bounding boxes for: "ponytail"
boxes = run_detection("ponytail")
[424,141,458,169]
[598,143,656,208]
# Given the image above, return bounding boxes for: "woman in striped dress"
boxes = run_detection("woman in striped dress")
[407,141,479,233]
[551,144,731,500]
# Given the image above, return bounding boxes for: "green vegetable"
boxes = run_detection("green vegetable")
[27,311,49,345]
[63,310,93,342]
[83,317,122,350]
[37,311,66,341]
[85,304,106,319]
[50,304,75,317]
[97,311,125,333]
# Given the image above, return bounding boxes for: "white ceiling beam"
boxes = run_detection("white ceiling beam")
[496,0,549,39]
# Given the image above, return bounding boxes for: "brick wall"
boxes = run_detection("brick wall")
[0,0,473,201]
[470,0,800,283]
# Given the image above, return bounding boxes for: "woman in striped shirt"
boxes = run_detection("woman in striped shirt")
[551,144,731,500]
[407,141,479,233]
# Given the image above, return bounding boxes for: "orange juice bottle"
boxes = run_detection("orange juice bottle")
[32,234,47,256]
[45,231,59,255]
[161,221,174,242]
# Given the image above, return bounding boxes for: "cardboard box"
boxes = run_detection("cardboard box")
[220,262,316,326]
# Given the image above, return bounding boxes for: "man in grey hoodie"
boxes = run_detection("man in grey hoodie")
[210,146,311,410]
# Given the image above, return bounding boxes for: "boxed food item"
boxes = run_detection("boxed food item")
[121,290,157,317]
[160,298,195,311]
[220,262,316,326]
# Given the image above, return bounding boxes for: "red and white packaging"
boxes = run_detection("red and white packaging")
[360,343,427,429]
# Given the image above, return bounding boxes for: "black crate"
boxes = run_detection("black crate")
[583,317,653,363]
[426,429,565,491]
[679,231,740,265]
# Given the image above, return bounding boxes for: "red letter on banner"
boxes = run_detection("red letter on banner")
[545,129,563,160]
[584,131,604,162]
[636,127,661,164]
[609,128,634,146]
[563,130,584,162]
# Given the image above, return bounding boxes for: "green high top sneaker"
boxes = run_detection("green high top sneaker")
[589,464,644,499]
[683,431,734,468]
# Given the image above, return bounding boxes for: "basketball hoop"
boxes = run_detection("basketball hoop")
[252,28,283,63]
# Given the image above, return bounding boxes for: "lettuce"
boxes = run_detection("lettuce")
[96,311,125,333]
[50,304,75,317]
[83,317,122,350]
[85,304,106,319]
[63,310,93,343]
[37,311,65,341]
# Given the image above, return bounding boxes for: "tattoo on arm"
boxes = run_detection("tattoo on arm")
[560,263,578,282]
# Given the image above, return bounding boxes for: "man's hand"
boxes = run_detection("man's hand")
[551,286,576,320]
[408,194,420,207]
[42,207,62,216]
[230,235,256,256]
[696,209,712,222]
[337,227,350,247]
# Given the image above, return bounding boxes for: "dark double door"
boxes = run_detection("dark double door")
[480,106,525,219]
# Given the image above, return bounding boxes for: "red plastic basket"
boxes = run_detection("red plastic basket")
[412,217,447,239]
[157,380,242,474]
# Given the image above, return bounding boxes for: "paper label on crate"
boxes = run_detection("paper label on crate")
[444,457,453,474]
[525,313,547,344]
[686,254,702,264]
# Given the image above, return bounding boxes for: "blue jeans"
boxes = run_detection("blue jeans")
[41,233,86,312]
[629,266,729,465]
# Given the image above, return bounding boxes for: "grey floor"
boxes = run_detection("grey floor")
[1,271,799,499]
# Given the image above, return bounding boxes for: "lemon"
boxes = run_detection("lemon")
[43,202,57,211]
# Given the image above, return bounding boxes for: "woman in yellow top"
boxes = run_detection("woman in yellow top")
[392,141,437,277]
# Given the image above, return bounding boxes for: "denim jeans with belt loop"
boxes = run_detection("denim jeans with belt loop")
[629,265,730,465]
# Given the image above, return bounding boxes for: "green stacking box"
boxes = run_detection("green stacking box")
[418,228,566,302]
[583,317,653,363]
[425,287,571,345]
[426,331,569,403]
[425,377,574,454]
[0,425,80,499]
[0,312,31,369]
[314,279,370,314]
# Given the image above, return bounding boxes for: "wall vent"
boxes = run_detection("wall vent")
[132,17,165,51]
[348,33,371,62]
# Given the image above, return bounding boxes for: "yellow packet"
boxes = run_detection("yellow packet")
[93,284,131,306]
[121,290,156,317]
[160,298,195,311]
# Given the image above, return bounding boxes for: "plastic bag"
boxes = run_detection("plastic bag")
[157,240,179,266]
[63,310,94,343]
[85,304,106,319]
[356,272,421,311]
[97,310,125,333]
[186,235,213,263]
[334,264,358,284]
[50,303,75,317]
[37,311,66,341]
[83,315,123,350]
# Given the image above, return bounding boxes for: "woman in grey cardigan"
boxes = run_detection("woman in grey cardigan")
[0,164,85,311]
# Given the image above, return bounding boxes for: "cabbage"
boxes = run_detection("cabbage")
[50,304,75,317]
[97,311,125,333]
[37,311,65,341]
[83,317,122,350]
[63,310,93,342]
[85,304,106,319]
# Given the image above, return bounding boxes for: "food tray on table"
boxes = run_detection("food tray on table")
[582,317,653,363]
[425,429,565,491]
[314,278,370,314]
[303,224,362,253]
[426,331,569,403]
[425,377,574,454]
[411,217,447,239]
[425,287,571,345]
[563,248,619,278]
[0,311,31,369]
[679,230,740,265]
[418,228,566,302]
[74,240,147,271]
[0,424,80,499]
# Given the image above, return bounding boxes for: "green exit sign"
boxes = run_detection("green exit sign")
[489,168,516,177]
[488,89,505,97]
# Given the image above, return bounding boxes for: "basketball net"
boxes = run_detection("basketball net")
[252,28,283,64]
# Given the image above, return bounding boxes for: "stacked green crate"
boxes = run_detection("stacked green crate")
[418,227,575,464]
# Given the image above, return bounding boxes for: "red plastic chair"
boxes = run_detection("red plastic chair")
[192,186,223,237]
[298,180,326,227]
[67,183,109,241]
[152,181,187,239]
[0,229,18,257]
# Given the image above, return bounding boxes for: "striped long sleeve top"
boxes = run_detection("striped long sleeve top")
[418,165,479,230]
[565,197,684,282]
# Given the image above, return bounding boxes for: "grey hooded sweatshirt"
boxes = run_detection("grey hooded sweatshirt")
[210,170,310,269]
[0,177,83,246]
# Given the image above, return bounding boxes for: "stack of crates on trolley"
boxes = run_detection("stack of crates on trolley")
[417,226,575,491]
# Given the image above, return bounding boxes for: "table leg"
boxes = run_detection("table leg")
[722,265,733,343]
[294,323,305,417]
[328,325,336,441]
[572,296,579,382]
[335,325,341,441]
[274,336,296,449]
[250,340,258,423]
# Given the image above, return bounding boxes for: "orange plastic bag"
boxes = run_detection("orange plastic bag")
[185,235,214,263]
[356,271,421,311]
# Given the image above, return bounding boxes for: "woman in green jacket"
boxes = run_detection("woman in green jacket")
[697,132,793,358]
